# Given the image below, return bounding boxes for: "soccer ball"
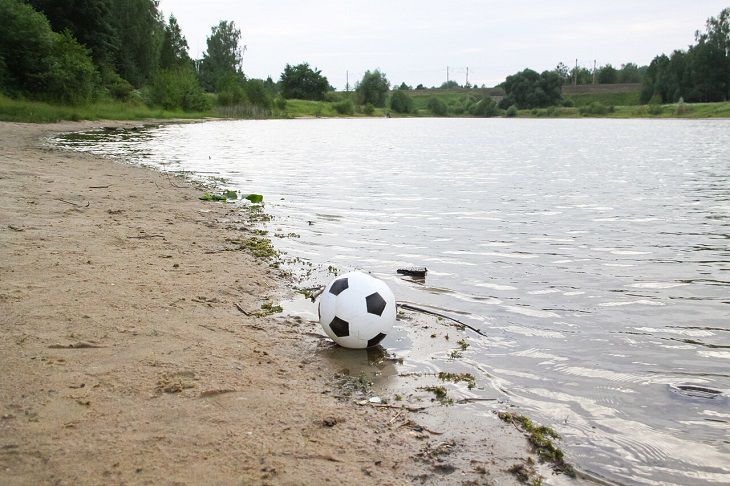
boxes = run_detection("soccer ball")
[318,271,396,349]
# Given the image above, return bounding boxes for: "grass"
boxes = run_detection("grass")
[438,372,476,389]
[0,94,212,123]
[566,90,641,107]
[4,91,728,124]
[497,411,575,477]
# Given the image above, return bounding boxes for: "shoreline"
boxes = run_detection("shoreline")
[0,120,569,484]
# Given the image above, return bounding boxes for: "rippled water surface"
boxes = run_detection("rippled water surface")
[57,119,730,484]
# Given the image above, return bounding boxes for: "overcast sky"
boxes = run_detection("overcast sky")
[158,1,728,89]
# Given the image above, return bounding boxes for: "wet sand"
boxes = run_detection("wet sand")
[0,120,551,485]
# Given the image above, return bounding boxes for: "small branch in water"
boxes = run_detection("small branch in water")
[397,302,486,337]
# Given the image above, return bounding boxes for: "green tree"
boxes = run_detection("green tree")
[396,82,412,90]
[427,97,447,115]
[109,0,164,87]
[389,90,413,113]
[499,68,563,108]
[470,97,499,117]
[148,66,208,111]
[617,63,645,83]
[279,63,329,100]
[244,78,272,108]
[597,64,618,84]
[356,70,389,107]
[160,15,191,70]
[27,0,118,65]
[0,0,97,103]
[440,80,460,89]
[199,20,243,92]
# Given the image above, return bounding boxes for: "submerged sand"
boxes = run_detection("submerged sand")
[0,120,560,485]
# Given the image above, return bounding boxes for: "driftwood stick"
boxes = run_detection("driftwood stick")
[397,302,486,336]
[234,303,250,316]
[56,198,90,208]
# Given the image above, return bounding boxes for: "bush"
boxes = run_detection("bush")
[245,79,272,109]
[149,67,209,111]
[362,102,374,115]
[0,0,98,104]
[333,98,354,115]
[561,98,574,107]
[498,95,515,110]
[43,30,98,104]
[505,105,518,117]
[274,96,287,111]
[427,97,447,116]
[389,90,413,113]
[101,68,133,101]
[648,104,663,116]
[216,73,246,106]
[356,69,389,107]
[579,101,610,115]
[470,97,499,117]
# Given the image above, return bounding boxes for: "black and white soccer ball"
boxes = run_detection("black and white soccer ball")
[318,271,396,349]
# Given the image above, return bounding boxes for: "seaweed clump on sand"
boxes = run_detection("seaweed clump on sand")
[497,411,576,478]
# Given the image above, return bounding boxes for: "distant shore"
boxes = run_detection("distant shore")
[0,120,567,484]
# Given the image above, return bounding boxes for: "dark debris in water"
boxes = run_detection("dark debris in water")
[669,383,725,400]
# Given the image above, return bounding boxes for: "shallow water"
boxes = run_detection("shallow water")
[56,118,730,485]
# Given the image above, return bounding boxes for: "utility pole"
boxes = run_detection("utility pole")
[574,58,578,86]
[466,67,469,87]
[447,66,449,85]
[593,60,597,85]
[346,70,349,92]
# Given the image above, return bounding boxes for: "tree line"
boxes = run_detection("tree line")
[1,1,727,115]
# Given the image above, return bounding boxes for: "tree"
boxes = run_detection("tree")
[553,62,570,83]
[597,64,618,84]
[641,8,729,103]
[427,97,447,115]
[396,82,411,90]
[199,20,243,92]
[109,0,164,87]
[470,97,498,117]
[500,68,563,108]
[356,70,389,107]
[617,63,644,83]
[27,0,118,65]
[440,80,460,89]
[0,0,97,103]
[278,63,329,100]
[160,15,191,70]
[389,90,413,113]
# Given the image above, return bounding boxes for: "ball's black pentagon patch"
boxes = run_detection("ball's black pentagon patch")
[329,316,349,337]
[329,278,349,296]
[365,292,387,316]
[367,333,387,347]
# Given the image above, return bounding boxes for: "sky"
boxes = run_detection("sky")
[157,1,729,89]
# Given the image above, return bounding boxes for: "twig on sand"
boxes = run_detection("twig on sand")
[48,342,105,349]
[356,401,427,412]
[278,453,342,463]
[397,302,486,337]
[308,286,325,302]
[88,185,110,189]
[234,303,250,315]
[127,234,166,239]
[56,198,90,208]
[456,398,498,404]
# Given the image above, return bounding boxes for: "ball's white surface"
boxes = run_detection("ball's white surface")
[319,271,396,349]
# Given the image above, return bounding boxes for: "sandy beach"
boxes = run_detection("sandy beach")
[0,120,550,485]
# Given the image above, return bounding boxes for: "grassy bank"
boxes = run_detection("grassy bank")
[516,101,730,119]
[0,95,214,123]
[4,93,729,124]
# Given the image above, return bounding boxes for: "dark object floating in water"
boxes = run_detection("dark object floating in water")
[669,383,724,400]
[397,267,427,278]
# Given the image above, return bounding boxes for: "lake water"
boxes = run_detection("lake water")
[56,118,729,485]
